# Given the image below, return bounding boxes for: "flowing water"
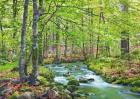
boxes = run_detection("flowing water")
[46,63,140,99]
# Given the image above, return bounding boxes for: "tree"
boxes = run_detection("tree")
[120,1,129,58]
[19,0,29,81]
[29,0,39,84]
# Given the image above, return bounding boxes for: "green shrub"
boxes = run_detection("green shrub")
[131,80,140,87]
[67,85,78,92]
[67,76,79,86]
[131,87,140,93]
[0,59,8,65]
[9,92,19,99]
[68,79,79,86]
[39,66,55,82]
[38,76,49,85]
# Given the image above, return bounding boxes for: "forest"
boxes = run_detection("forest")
[0,0,140,99]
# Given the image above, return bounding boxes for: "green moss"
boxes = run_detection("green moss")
[43,59,53,64]
[67,85,78,92]
[131,87,140,93]
[67,76,79,86]
[38,76,49,85]
[0,62,17,72]
[9,92,19,99]
[39,66,55,82]
[68,79,79,86]
[87,58,140,89]
[131,80,140,87]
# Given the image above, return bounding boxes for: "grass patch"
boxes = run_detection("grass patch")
[0,61,17,72]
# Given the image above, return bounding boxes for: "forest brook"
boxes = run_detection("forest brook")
[0,0,140,99]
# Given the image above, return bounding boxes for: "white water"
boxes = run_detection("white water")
[46,63,140,99]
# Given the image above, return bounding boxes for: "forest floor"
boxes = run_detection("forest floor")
[87,57,140,93]
[0,62,64,99]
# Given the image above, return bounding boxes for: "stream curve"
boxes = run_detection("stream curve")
[46,63,140,99]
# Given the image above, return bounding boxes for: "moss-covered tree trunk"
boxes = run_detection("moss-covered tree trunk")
[19,0,29,81]
[30,0,39,84]
[12,0,17,38]
[38,0,44,65]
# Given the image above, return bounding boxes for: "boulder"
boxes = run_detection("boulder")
[79,78,88,83]
[88,78,94,81]
[64,89,71,94]
[79,77,94,83]
[17,92,36,99]
[43,89,59,99]
[68,79,79,86]
[67,85,78,93]
[63,72,70,77]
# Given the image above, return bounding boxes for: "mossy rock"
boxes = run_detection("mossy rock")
[9,92,19,99]
[79,79,88,83]
[38,76,49,85]
[104,76,117,83]
[67,85,78,92]
[9,95,17,99]
[39,68,55,82]
[130,87,140,93]
[11,67,19,72]
[67,76,79,85]
[131,80,140,87]
[68,79,80,86]
[113,78,131,85]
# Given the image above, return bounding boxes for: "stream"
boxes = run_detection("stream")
[46,62,140,99]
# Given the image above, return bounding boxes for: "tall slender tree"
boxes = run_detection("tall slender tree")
[19,0,29,81]
[30,0,39,84]
[120,1,129,58]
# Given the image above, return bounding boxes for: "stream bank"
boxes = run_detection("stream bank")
[46,62,140,99]
[86,58,140,94]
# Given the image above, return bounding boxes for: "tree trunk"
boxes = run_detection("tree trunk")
[38,0,44,65]
[121,31,129,57]
[120,2,129,58]
[55,30,60,63]
[82,42,86,59]
[38,30,43,65]
[96,35,99,58]
[54,18,61,63]
[19,0,29,81]
[64,35,68,58]
[0,20,6,60]
[43,31,48,58]
[12,0,17,38]
[30,0,39,84]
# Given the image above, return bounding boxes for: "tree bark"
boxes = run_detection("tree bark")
[55,29,60,63]
[12,0,17,38]
[121,31,129,56]
[96,35,99,58]
[0,20,6,60]
[54,17,61,63]
[38,0,44,65]
[19,0,29,81]
[64,36,68,58]
[30,0,39,84]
